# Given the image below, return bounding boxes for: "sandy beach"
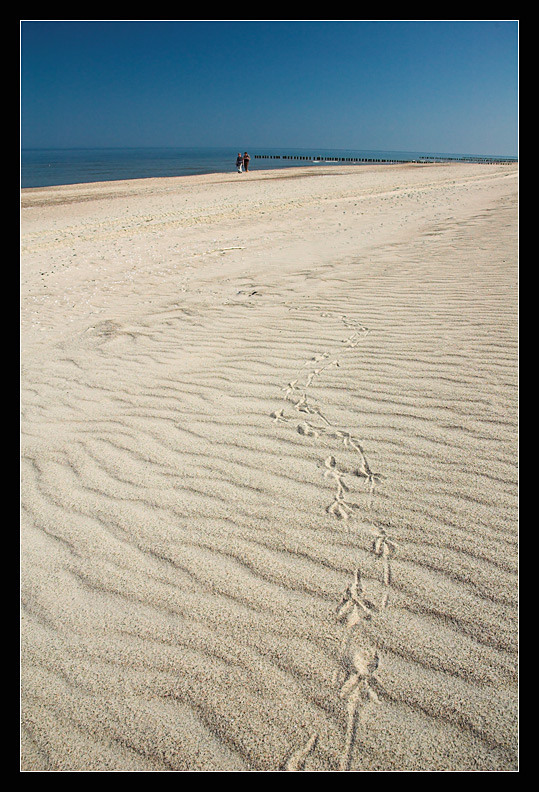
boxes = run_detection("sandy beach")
[21,162,518,772]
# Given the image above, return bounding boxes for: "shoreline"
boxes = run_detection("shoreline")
[21,162,518,771]
[20,160,517,205]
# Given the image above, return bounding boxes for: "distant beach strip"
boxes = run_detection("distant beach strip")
[21,147,517,189]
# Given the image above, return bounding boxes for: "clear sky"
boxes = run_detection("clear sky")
[20,20,519,156]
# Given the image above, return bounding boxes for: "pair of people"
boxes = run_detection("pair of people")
[236,152,250,173]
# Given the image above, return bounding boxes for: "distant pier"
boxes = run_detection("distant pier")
[254,154,516,165]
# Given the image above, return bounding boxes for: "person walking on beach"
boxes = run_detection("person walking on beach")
[236,152,243,173]
[243,152,251,172]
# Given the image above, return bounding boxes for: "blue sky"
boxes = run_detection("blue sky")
[21,20,518,156]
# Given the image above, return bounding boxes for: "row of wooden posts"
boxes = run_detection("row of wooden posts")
[254,154,516,165]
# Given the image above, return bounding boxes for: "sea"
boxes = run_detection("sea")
[21,146,517,189]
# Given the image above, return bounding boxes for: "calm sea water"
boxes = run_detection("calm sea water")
[21,146,517,189]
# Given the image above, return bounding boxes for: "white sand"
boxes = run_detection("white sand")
[21,163,518,771]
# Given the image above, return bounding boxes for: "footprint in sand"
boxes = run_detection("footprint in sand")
[271,312,397,771]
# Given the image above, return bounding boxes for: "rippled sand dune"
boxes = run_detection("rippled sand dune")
[21,163,518,771]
